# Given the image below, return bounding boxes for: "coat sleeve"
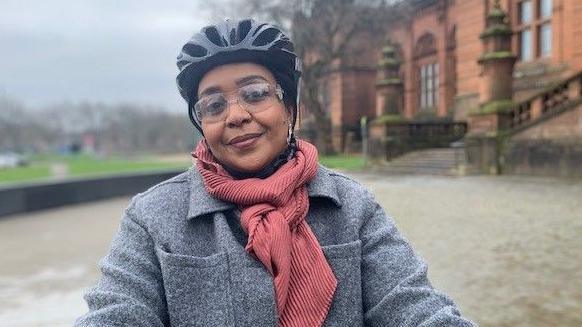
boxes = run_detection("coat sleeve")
[360,199,476,326]
[74,199,169,327]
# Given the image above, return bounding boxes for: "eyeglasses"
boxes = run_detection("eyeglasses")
[193,83,284,123]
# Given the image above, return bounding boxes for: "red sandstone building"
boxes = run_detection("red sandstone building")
[386,0,582,119]
[323,0,582,155]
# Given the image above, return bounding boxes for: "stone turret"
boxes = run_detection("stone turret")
[472,0,517,129]
[375,42,404,118]
[466,0,517,174]
[369,42,406,161]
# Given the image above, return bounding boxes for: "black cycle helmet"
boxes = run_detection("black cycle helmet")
[176,18,302,134]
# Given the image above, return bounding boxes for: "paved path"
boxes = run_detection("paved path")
[0,173,581,326]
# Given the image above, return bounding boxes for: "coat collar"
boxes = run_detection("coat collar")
[186,165,342,220]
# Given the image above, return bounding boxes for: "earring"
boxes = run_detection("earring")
[286,122,293,145]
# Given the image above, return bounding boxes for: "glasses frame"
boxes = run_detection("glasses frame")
[192,83,284,124]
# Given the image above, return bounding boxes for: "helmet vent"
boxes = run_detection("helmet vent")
[238,19,252,41]
[177,59,189,68]
[252,28,280,47]
[182,43,208,58]
[204,26,224,47]
[229,29,238,45]
[281,40,294,52]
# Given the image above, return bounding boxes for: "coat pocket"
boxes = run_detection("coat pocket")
[227,251,278,327]
[322,240,364,327]
[155,247,233,327]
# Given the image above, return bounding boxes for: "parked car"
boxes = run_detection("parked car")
[0,152,28,169]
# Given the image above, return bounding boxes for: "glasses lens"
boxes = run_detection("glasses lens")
[194,83,280,123]
[195,94,228,122]
[239,83,276,112]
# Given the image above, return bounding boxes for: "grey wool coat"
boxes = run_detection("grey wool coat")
[75,165,476,327]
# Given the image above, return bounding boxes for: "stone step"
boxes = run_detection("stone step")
[395,156,464,162]
[394,151,464,158]
[386,162,466,169]
[388,158,466,165]
[374,166,461,176]
[378,147,469,176]
[390,158,466,164]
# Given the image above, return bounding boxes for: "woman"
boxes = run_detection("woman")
[76,19,475,326]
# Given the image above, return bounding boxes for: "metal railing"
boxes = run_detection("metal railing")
[386,121,468,147]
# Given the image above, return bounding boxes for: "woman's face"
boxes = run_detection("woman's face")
[197,62,291,173]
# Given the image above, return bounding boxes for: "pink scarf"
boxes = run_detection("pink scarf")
[193,139,337,327]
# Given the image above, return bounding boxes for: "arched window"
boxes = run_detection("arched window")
[414,33,437,59]
[415,33,439,110]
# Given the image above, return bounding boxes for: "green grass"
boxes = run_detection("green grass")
[0,153,365,186]
[0,154,190,186]
[319,154,365,170]
[0,164,51,184]
[65,156,188,177]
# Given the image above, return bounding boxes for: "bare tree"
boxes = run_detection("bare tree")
[291,0,389,154]
[0,95,196,155]
[202,0,406,154]
[0,95,58,152]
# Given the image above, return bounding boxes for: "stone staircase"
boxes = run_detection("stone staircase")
[374,147,469,176]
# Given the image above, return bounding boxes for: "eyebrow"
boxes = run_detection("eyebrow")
[199,75,270,97]
[236,75,269,86]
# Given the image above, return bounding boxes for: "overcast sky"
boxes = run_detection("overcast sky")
[0,0,216,111]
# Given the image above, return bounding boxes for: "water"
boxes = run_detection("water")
[0,198,128,327]
[0,173,580,326]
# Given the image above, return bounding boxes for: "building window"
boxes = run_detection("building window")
[519,0,533,24]
[539,23,552,57]
[540,0,552,18]
[419,63,439,110]
[539,0,552,58]
[516,0,552,61]
[520,29,533,61]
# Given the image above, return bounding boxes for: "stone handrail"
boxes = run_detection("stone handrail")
[509,71,582,130]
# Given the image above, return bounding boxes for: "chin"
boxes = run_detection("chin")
[221,147,284,174]
[232,161,268,173]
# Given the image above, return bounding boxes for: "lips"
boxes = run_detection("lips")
[228,132,263,145]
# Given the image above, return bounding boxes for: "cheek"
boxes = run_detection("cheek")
[201,124,224,149]
[262,117,288,146]
[263,108,289,134]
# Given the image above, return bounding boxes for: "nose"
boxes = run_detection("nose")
[224,98,251,128]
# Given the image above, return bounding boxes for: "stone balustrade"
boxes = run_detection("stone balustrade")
[508,71,582,131]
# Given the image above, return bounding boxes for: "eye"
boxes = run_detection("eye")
[241,84,271,104]
[205,99,227,116]
[195,95,227,119]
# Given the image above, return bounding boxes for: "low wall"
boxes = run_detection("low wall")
[503,139,582,177]
[0,169,186,218]
[503,100,582,177]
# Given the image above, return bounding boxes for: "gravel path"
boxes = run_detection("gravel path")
[0,173,580,326]
[356,173,582,326]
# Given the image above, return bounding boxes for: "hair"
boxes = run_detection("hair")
[270,67,297,119]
